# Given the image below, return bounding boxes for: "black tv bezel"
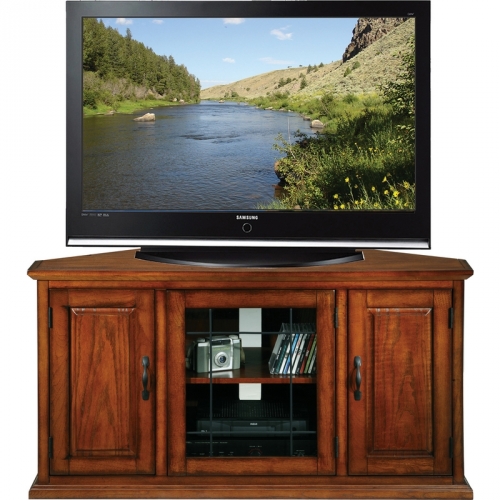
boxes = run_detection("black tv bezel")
[67,1,431,250]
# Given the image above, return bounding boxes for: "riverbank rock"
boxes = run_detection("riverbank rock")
[133,113,156,122]
[311,119,324,129]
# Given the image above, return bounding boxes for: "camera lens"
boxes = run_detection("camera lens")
[215,352,228,366]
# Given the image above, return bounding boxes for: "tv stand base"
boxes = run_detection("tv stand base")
[136,247,364,267]
[29,476,473,499]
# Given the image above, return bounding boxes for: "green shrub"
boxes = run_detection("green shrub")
[270,102,415,211]
[83,88,98,109]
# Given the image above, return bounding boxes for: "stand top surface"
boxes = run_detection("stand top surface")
[27,249,473,283]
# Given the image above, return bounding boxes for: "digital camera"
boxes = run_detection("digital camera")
[187,335,241,373]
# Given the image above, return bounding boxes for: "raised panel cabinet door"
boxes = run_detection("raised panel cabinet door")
[49,289,155,475]
[347,290,452,475]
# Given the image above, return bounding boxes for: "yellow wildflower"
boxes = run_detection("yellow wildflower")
[345,177,349,183]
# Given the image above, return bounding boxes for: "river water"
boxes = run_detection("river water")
[83,100,313,210]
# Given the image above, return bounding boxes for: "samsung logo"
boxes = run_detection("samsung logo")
[236,215,258,220]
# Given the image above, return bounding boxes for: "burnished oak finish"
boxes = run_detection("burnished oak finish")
[348,290,452,476]
[28,250,474,499]
[49,289,155,475]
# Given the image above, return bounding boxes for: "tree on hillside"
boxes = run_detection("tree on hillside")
[82,18,200,107]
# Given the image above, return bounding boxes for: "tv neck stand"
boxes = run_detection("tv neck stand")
[135,246,364,267]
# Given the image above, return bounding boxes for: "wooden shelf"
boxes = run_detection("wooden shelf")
[186,348,316,384]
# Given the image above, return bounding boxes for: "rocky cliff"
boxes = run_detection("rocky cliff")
[342,18,408,63]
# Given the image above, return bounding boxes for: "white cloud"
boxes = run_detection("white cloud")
[260,57,294,66]
[223,58,236,64]
[271,28,292,41]
[116,18,133,26]
[152,20,164,25]
[224,18,245,25]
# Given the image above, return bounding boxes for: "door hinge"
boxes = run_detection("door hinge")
[449,437,454,458]
[334,308,339,329]
[448,307,454,329]
[334,436,339,458]
[48,307,53,329]
[48,437,53,459]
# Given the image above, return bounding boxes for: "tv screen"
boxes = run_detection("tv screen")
[67,1,431,266]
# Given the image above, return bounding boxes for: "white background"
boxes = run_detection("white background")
[1,1,498,498]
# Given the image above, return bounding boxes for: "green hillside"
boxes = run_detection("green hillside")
[200,19,414,101]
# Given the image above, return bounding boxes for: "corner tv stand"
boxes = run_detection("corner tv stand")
[28,249,474,499]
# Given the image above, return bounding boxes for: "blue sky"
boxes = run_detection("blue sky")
[101,17,357,88]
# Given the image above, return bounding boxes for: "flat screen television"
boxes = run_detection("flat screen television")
[66,1,431,266]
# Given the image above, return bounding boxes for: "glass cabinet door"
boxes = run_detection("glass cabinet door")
[166,290,336,476]
[185,306,318,458]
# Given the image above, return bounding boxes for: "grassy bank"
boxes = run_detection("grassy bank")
[271,117,415,211]
[258,37,416,211]
[264,87,416,210]
[83,98,195,117]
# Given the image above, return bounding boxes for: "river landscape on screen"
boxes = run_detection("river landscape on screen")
[82,16,416,212]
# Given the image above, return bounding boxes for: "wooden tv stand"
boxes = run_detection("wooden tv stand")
[28,249,474,499]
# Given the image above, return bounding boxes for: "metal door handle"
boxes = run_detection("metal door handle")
[142,356,150,401]
[354,356,362,401]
